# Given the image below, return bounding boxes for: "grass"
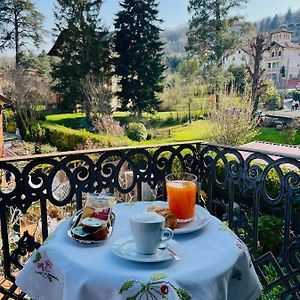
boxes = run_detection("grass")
[45,112,300,147]
[130,120,212,145]
[253,128,300,145]
[45,113,86,128]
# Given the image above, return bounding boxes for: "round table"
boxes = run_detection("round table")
[16,201,262,300]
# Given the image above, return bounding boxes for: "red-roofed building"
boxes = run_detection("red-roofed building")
[287,79,300,89]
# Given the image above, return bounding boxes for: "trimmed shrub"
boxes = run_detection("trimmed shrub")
[126,123,147,141]
[292,91,300,101]
[43,123,129,151]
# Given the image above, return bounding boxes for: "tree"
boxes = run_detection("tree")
[0,0,44,67]
[227,65,249,95]
[80,74,112,119]
[259,20,266,33]
[52,0,110,111]
[209,99,258,146]
[243,33,270,114]
[264,17,271,32]
[114,0,165,118]
[187,0,247,67]
[261,80,281,111]
[19,50,53,80]
[285,8,293,25]
[187,0,248,107]
[2,68,51,139]
[270,15,280,30]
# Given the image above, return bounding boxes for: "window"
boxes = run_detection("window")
[279,51,281,56]
[268,63,271,69]
[272,52,275,57]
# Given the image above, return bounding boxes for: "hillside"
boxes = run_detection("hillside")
[257,8,300,42]
[161,25,188,57]
[0,56,14,68]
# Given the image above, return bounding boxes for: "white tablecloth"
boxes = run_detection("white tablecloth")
[16,201,262,300]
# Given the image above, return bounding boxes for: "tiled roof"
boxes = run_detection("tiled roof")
[287,79,300,88]
[243,141,300,156]
[271,29,293,35]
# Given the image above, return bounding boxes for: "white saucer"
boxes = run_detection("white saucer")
[174,205,211,234]
[112,237,181,262]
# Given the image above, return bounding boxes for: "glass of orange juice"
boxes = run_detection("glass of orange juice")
[165,172,197,223]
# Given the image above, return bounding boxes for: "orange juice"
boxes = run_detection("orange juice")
[166,180,197,222]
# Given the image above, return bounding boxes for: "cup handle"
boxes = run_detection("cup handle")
[160,228,173,244]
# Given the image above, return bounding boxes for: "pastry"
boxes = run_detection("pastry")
[81,207,95,219]
[90,226,109,240]
[147,206,177,229]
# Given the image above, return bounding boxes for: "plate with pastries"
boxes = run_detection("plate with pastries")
[68,195,116,244]
[147,204,210,234]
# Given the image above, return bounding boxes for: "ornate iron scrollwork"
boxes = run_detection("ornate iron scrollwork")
[0,142,299,299]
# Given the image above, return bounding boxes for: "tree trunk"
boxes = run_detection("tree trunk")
[250,34,265,115]
[14,7,20,68]
[137,110,142,119]
[216,94,220,110]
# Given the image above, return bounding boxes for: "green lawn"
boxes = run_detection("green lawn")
[254,128,300,145]
[46,113,86,128]
[131,120,212,145]
[44,112,300,147]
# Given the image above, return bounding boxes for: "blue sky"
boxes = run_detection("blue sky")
[36,0,300,31]
[2,0,300,55]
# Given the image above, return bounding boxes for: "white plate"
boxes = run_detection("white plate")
[174,205,211,234]
[112,236,181,263]
[150,203,211,234]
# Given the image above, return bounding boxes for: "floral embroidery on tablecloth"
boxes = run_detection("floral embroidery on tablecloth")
[119,273,191,300]
[33,252,59,282]
[231,268,242,281]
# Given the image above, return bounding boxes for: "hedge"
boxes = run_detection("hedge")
[42,123,129,151]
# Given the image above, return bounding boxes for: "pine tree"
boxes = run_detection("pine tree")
[51,0,110,111]
[0,0,44,67]
[113,0,165,117]
[270,15,280,31]
[259,20,266,33]
[285,8,293,25]
[265,17,271,32]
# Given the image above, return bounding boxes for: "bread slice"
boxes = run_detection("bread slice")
[147,206,177,229]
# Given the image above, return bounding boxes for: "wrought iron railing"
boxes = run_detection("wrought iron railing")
[0,141,299,299]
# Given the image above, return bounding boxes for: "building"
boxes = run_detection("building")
[263,29,300,87]
[224,29,300,89]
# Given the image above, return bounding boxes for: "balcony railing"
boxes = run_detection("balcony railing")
[0,141,299,299]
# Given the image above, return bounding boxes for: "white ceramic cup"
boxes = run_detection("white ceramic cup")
[130,211,173,255]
